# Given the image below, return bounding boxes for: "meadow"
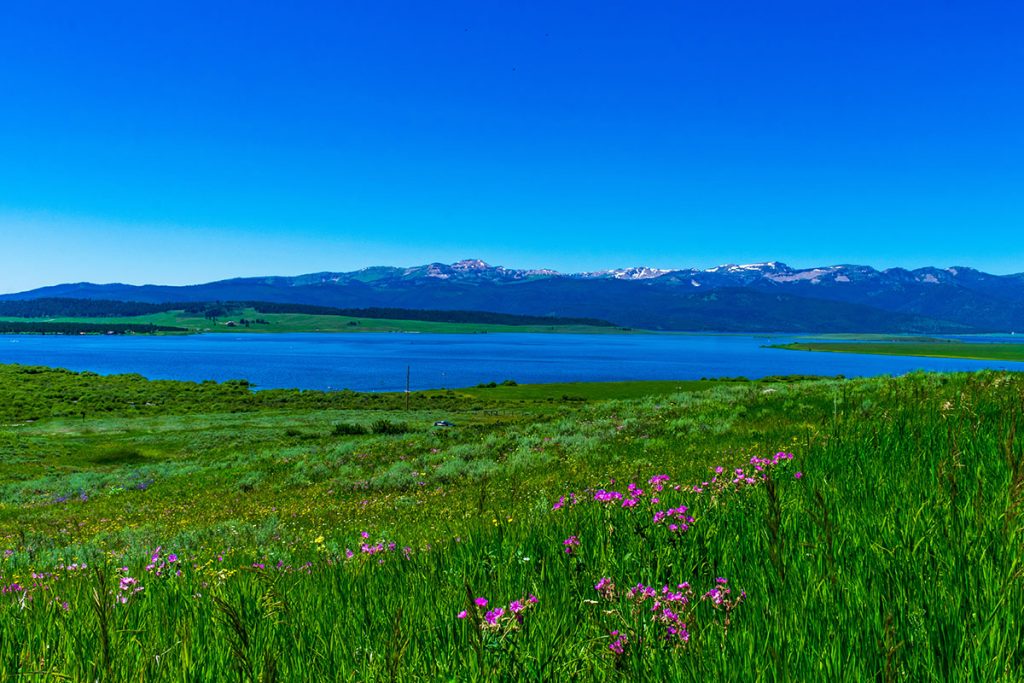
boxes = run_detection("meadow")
[776,340,1024,363]
[0,364,1022,680]
[0,308,627,335]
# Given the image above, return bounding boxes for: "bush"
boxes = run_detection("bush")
[288,459,331,487]
[370,419,408,435]
[332,422,368,436]
[436,457,499,482]
[236,471,264,493]
[370,461,418,489]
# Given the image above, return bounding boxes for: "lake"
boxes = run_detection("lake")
[1,332,1022,392]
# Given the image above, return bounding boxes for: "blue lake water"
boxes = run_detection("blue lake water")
[0,333,1021,392]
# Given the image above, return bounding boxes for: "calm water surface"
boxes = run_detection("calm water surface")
[0,333,1021,392]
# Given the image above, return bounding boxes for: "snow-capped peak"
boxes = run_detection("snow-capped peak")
[451,259,492,272]
[580,267,670,280]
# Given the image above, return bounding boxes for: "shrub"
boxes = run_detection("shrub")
[332,422,368,436]
[370,461,418,489]
[370,419,408,435]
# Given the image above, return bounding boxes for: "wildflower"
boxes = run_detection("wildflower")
[563,535,581,555]
[168,554,178,563]
[457,610,468,619]
[794,471,803,479]
[594,577,616,600]
[649,474,671,490]
[484,607,505,625]
[474,597,488,607]
[509,600,525,614]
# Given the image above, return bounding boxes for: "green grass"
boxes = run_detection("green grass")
[0,309,632,335]
[432,379,736,401]
[798,334,957,342]
[1,366,1022,680]
[775,340,1024,362]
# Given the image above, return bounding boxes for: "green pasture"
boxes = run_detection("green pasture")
[0,365,1022,680]
[0,309,630,335]
[776,340,1024,362]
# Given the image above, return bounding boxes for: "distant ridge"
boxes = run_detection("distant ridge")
[4,259,1024,333]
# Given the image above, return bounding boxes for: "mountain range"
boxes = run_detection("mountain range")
[4,259,1024,333]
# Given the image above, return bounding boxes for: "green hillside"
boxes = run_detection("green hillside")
[0,308,630,335]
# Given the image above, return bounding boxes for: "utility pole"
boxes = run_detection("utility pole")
[406,365,410,411]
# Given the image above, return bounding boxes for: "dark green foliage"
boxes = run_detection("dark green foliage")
[331,422,369,436]
[88,446,148,465]
[0,321,185,334]
[370,419,409,435]
[0,298,174,318]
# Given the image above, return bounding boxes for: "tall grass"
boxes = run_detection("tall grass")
[0,371,1022,679]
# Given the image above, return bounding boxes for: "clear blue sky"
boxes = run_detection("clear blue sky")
[1,1,1022,292]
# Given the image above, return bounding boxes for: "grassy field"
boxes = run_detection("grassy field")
[776,340,1024,362]
[1,365,1022,680]
[0,309,630,335]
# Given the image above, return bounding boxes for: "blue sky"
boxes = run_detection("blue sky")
[1,1,1022,291]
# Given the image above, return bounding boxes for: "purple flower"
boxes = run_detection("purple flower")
[509,600,525,614]
[595,577,616,600]
[474,597,488,607]
[562,535,581,555]
[457,610,468,619]
[794,471,803,479]
[484,607,505,624]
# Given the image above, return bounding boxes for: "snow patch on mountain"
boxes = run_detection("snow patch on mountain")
[765,268,833,283]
